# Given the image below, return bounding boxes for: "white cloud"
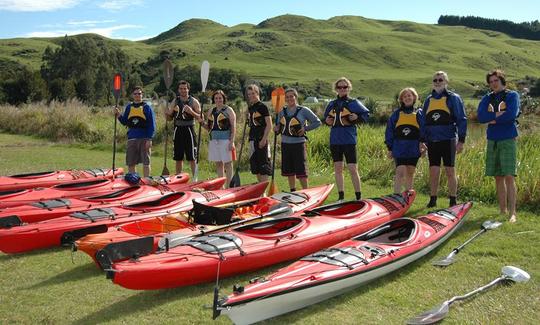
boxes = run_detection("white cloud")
[25,24,142,38]
[67,19,116,27]
[98,0,143,11]
[0,0,80,12]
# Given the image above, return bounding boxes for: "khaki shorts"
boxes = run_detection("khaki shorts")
[126,138,151,166]
[208,139,233,163]
[485,138,517,176]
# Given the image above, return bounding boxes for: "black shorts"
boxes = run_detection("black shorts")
[427,140,456,167]
[330,144,357,164]
[249,140,272,176]
[281,142,307,178]
[173,125,197,161]
[395,157,419,167]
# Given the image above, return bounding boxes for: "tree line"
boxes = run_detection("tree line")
[0,35,329,107]
[438,15,540,41]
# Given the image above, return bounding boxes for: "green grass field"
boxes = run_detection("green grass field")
[0,133,538,324]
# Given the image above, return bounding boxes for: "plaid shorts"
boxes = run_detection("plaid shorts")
[485,138,517,176]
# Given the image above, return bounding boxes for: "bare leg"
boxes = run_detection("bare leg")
[142,165,150,178]
[429,166,440,196]
[394,165,406,194]
[505,175,517,222]
[175,161,183,175]
[446,166,457,197]
[347,163,361,193]
[257,174,269,182]
[406,165,416,190]
[189,160,196,177]
[224,162,233,188]
[215,161,224,178]
[287,176,296,191]
[299,177,308,189]
[334,162,344,192]
[128,165,136,174]
[495,176,508,215]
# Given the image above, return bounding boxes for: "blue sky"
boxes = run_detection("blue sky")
[0,0,538,40]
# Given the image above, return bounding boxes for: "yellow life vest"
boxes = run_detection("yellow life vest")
[127,103,147,128]
[425,96,451,125]
[394,110,420,140]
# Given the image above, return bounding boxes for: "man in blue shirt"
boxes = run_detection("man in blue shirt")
[477,69,520,223]
[115,86,156,177]
[423,71,467,207]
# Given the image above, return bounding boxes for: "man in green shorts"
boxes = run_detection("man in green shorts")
[477,69,520,222]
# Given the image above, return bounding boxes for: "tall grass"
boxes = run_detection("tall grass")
[2,101,539,209]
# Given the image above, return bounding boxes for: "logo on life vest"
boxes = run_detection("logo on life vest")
[432,113,441,121]
[132,118,140,125]
[402,127,411,136]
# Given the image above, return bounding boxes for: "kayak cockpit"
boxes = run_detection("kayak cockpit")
[234,217,305,238]
[54,179,109,189]
[123,192,186,211]
[85,186,141,201]
[303,201,367,218]
[355,218,417,244]
[9,171,55,178]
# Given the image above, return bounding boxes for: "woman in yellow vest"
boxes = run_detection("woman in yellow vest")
[385,88,426,194]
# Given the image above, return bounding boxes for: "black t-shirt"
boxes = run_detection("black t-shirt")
[248,101,270,140]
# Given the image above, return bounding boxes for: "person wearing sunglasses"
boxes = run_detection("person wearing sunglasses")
[115,86,156,177]
[422,71,467,208]
[476,69,520,223]
[323,77,370,202]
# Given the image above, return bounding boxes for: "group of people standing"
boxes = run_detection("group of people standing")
[115,69,520,223]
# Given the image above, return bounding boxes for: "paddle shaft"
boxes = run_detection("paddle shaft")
[446,276,505,306]
[270,113,280,179]
[231,118,248,182]
[450,227,487,255]
[112,96,120,174]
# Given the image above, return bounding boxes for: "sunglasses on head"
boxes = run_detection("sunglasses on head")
[336,85,348,90]
[433,78,445,83]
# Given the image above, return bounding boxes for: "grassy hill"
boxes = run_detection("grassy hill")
[1,14,540,99]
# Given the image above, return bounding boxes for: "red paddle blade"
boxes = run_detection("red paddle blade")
[112,73,122,100]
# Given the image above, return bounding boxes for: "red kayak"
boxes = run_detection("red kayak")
[0,168,123,192]
[108,190,416,290]
[0,173,190,209]
[75,184,334,268]
[0,177,226,228]
[0,182,267,254]
[216,202,472,324]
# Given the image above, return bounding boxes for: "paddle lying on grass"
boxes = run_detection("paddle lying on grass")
[112,73,122,175]
[268,87,285,196]
[432,219,502,267]
[229,105,248,188]
[195,60,210,181]
[407,266,530,325]
[162,59,175,176]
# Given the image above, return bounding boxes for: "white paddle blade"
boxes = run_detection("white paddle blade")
[201,60,210,92]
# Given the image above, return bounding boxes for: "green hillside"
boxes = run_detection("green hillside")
[1,14,540,99]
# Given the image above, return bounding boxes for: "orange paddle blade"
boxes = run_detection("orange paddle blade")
[267,180,279,196]
[271,87,285,113]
